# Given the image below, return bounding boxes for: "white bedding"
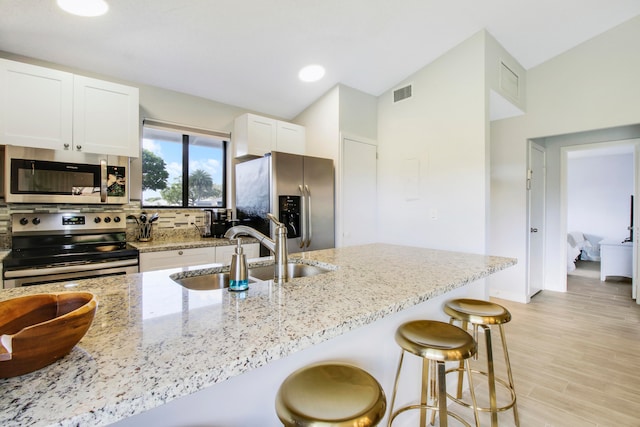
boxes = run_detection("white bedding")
[567,231,595,272]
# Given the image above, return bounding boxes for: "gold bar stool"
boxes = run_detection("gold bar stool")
[444,299,519,427]
[388,320,480,427]
[275,362,386,427]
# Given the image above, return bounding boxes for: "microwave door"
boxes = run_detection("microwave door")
[5,146,128,204]
[8,158,101,204]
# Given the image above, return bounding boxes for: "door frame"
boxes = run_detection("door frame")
[527,141,546,299]
[559,139,639,295]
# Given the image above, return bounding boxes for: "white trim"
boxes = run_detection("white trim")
[560,138,640,293]
[527,140,546,299]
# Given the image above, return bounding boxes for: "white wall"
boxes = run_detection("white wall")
[295,86,341,160]
[490,15,640,302]
[338,84,378,142]
[568,153,633,243]
[295,83,377,161]
[484,32,527,114]
[295,84,377,248]
[377,31,488,253]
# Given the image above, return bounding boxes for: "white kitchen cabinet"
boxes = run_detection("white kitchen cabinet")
[0,58,139,157]
[214,244,237,264]
[139,243,259,272]
[73,75,140,157]
[233,113,305,157]
[215,242,260,264]
[139,247,215,272]
[0,59,73,150]
[244,243,260,259]
[275,121,305,155]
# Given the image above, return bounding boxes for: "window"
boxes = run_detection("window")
[141,121,228,207]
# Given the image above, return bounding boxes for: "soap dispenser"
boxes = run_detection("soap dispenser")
[229,239,249,291]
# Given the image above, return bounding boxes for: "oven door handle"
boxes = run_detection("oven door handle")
[4,258,138,279]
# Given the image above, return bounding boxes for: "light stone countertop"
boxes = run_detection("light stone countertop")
[0,243,516,427]
[129,236,257,253]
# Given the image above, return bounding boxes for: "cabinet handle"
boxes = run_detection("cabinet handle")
[178,250,184,255]
[76,145,82,151]
[64,143,70,150]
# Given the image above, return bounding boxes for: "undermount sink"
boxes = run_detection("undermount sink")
[173,272,256,291]
[247,263,332,281]
[171,262,333,290]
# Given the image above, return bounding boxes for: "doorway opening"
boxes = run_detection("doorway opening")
[527,123,640,302]
[564,142,636,298]
[565,144,634,284]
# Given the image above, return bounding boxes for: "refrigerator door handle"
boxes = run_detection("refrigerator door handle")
[299,185,307,249]
[305,185,312,248]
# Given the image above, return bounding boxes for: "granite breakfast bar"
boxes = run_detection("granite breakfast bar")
[0,243,516,426]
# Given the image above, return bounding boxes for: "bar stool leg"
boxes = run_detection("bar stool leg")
[466,353,481,427]
[499,324,520,426]
[388,351,405,427]
[420,357,429,427]
[481,324,498,427]
[436,361,448,427]
[451,320,469,399]
[429,360,437,425]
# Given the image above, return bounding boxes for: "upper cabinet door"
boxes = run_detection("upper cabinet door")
[233,113,306,158]
[0,59,73,150]
[234,113,277,157]
[276,121,305,155]
[73,76,140,157]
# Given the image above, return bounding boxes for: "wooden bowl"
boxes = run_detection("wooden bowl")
[0,292,97,378]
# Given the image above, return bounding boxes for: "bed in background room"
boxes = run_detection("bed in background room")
[567,231,601,272]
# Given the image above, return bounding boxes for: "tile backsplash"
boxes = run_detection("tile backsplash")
[0,202,214,248]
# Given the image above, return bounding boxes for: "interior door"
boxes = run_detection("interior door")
[634,143,639,302]
[528,142,545,297]
[342,137,377,247]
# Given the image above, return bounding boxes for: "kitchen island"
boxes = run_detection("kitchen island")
[0,243,516,426]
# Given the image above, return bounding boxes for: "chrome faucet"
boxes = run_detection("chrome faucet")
[224,213,289,283]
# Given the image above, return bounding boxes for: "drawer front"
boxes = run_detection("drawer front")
[139,247,214,272]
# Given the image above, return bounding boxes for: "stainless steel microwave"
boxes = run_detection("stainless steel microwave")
[4,146,129,204]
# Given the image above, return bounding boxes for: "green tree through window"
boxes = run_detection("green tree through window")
[142,125,227,207]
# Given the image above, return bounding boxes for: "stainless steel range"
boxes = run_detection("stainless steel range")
[3,212,139,288]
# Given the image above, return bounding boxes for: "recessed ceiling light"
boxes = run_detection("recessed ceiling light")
[57,0,109,17]
[298,65,325,82]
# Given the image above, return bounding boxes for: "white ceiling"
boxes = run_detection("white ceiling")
[1,0,640,119]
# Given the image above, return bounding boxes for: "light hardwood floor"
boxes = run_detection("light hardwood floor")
[444,261,640,426]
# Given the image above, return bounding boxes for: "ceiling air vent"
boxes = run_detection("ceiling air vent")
[393,84,412,103]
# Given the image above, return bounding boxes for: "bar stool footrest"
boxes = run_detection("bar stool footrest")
[390,403,474,427]
[445,367,517,413]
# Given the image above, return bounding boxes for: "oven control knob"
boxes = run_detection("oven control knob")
[32,218,40,225]
[94,217,101,223]
[19,217,28,226]
[113,216,121,223]
[104,217,112,223]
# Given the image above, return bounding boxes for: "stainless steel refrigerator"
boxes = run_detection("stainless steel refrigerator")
[235,151,335,254]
